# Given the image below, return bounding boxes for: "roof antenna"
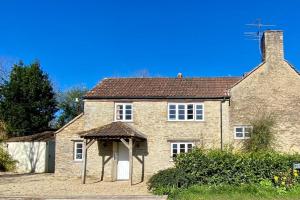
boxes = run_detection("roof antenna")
[244,18,276,59]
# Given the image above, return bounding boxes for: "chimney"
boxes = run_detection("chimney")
[261,30,284,61]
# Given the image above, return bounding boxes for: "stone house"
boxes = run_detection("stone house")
[55,30,300,184]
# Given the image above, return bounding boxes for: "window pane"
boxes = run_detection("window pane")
[125,105,132,110]
[187,104,193,110]
[180,144,185,153]
[77,143,82,148]
[117,105,123,110]
[77,149,82,153]
[245,127,252,133]
[196,105,203,110]
[196,110,203,115]
[178,105,185,110]
[173,148,177,154]
[125,115,132,120]
[169,110,176,115]
[172,144,178,158]
[178,109,185,115]
[76,153,82,159]
[169,105,176,110]
[125,110,132,114]
[178,115,185,120]
[187,144,193,151]
[245,131,251,138]
[116,114,123,120]
[236,128,243,132]
[236,132,243,138]
[169,114,176,120]
[196,115,203,120]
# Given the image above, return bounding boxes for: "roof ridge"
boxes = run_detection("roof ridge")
[104,76,241,80]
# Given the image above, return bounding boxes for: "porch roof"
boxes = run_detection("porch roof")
[79,122,147,140]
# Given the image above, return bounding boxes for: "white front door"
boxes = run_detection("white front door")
[117,142,129,180]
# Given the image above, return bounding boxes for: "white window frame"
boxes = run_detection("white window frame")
[234,126,252,139]
[167,103,204,121]
[170,142,194,159]
[114,103,133,122]
[74,141,83,161]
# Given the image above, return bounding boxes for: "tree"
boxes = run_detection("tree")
[0,61,57,136]
[56,86,88,128]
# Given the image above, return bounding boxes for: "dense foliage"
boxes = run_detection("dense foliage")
[56,86,88,128]
[0,144,16,171]
[244,113,276,152]
[148,148,300,195]
[0,61,57,136]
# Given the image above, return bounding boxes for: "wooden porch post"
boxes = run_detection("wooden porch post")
[82,139,88,184]
[129,138,133,186]
[82,139,96,184]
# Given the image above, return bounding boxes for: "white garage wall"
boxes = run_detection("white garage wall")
[6,142,46,173]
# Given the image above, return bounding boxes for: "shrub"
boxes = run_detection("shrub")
[147,167,196,195]
[244,113,276,152]
[0,144,17,171]
[148,148,300,194]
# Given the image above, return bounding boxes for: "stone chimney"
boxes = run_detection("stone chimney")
[261,30,284,61]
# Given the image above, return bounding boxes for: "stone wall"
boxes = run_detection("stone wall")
[55,99,226,182]
[228,31,300,152]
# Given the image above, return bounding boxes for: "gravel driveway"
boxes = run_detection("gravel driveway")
[0,173,156,198]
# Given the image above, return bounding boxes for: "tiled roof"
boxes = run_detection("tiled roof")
[5,131,55,142]
[79,122,147,140]
[84,77,241,99]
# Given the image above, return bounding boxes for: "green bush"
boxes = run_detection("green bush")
[0,144,17,171]
[148,148,300,194]
[147,167,196,195]
[244,113,276,152]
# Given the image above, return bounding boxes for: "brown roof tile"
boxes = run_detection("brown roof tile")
[79,122,146,140]
[85,77,241,99]
[5,131,55,142]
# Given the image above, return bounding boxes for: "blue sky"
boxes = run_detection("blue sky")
[0,0,300,90]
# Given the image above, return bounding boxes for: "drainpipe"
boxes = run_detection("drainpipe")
[220,97,226,151]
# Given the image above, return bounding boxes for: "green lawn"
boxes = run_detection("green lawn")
[168,184,300,200]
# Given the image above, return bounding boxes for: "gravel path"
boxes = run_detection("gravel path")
[0,173,151,197]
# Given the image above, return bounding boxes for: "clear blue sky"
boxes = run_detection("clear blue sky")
[0,0,300,90]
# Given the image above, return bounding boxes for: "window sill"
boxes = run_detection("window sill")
[234,137,250,140]
[167,120,204,122]
[114,120,133,123]
[73,160,83,163]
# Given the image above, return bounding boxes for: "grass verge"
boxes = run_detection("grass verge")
[168,184,300,200]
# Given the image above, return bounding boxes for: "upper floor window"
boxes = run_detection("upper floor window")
[115,103,133,121]
[74,141,83,161]
[234,126,252,139]
[171,142,194,159]
[168,103,204,121]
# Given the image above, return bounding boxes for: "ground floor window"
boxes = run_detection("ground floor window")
[171,142,194,159]
[234,126,252,139]
[74,141,83,161]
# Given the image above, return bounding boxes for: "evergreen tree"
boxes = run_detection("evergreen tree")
[56,86,88,128]
[0,61,57,136]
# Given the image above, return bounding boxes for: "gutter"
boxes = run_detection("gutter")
[83,96,232,100]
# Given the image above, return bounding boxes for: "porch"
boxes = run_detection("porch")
[79,122,147,185]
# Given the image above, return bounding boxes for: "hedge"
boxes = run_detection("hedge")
[148,148,300,194]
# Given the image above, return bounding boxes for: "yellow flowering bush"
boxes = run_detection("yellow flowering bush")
[273,169,300,189]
